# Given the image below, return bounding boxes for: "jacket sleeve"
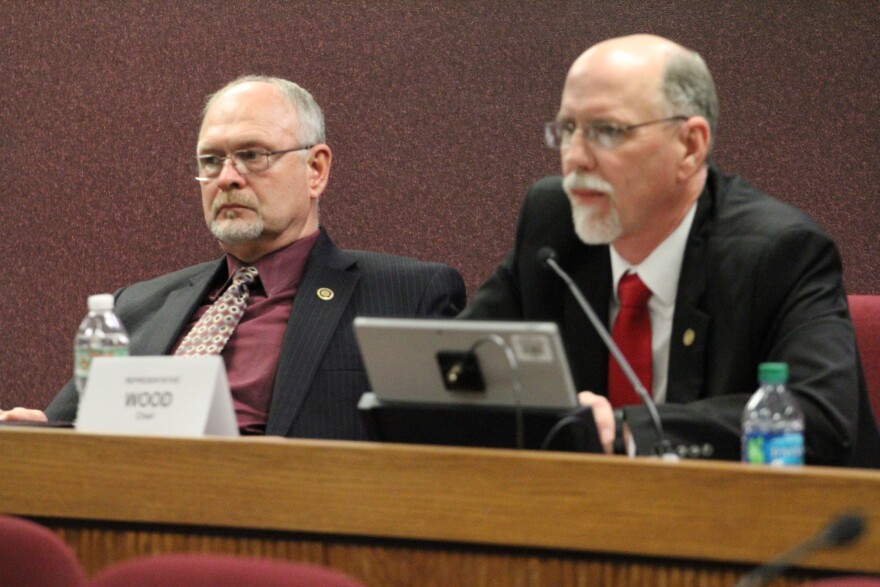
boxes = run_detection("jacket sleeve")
[416,264,468,318]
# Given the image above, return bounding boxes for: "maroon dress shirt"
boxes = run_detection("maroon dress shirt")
[173,231,319,434]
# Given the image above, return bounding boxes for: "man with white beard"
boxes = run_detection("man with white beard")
[461,34,879,468]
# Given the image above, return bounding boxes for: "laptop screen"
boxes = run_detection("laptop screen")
[354,317,578,410]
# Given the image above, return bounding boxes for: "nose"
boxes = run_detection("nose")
[561,128,597,174]
[215,158,247,191]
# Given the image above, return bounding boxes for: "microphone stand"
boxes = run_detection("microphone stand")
[734,513,866,587]
[542,250,676,459]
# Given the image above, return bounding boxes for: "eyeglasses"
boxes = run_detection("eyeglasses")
[544,116,689,150]
[188,146,314,181]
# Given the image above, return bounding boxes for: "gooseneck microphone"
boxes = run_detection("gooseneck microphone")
[734,513,866,587]
[537,246,675,457]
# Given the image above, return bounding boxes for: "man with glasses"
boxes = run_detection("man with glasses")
[461,34,879,467]
[2,75,466,438]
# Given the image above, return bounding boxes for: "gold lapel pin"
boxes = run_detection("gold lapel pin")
[683,328,696,347]
[317,287,334,301]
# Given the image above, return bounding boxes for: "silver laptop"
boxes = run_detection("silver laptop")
[354,317,578,410]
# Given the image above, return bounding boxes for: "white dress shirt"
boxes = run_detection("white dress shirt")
[609,203,697,404]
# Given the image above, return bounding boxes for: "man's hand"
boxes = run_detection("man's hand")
[0,407,48,422]
[577,391,615,454]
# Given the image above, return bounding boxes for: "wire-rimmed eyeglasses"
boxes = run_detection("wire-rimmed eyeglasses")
[188,146,314,181]
[544,116,689,150]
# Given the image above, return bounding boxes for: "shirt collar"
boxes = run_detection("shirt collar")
[610,202,697,305]
[225,229,320,297]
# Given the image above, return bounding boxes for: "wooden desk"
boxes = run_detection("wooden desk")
[1,427,878,586]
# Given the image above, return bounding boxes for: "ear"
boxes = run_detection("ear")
[677,117,710,181]
[306,144,332,200]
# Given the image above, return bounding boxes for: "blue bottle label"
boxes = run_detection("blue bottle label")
[744,431,804,466]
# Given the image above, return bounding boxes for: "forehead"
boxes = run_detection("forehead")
[559,48,666,120]
[198,82,299,149]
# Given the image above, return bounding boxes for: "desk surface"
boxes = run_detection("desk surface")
[1,427,878,577]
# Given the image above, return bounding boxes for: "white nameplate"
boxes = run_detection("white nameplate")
[76,356,239,437]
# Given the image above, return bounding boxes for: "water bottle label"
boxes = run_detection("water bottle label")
[744,431,804,465]
[75,347,130,378]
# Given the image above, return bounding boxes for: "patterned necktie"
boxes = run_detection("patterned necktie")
[608,272,653,407]
[175,266,259,356]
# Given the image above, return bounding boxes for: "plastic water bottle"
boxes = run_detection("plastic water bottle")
[74,294,130,395]
[742,362,804,465]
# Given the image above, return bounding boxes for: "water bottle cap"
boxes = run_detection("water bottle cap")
[758,362,788,384]
[87,293,115,312]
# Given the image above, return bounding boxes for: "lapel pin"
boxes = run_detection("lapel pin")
[317,287,334,301]
[683,328,695,347]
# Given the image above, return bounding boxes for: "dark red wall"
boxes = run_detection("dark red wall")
[1,2,877,410]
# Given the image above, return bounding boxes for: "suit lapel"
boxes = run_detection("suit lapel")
[129,261,224,356]
[565,248,612,394]
[667,187,713,404]
[265,232,360,436]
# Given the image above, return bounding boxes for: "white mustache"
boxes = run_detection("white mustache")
[212,192,257,218]
[562,172,614,197]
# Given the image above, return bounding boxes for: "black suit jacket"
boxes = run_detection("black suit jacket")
[462,167,880,467]
[47,229,467,439]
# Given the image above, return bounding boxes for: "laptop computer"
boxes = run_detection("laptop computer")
[354,317,578,409]
[354,317,600,452]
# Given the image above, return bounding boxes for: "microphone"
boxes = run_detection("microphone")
[537,246,675,457]
[734,513,866,587]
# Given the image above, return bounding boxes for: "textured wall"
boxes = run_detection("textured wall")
[0,1,877,410]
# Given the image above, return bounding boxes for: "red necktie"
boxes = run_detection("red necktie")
[608,273,653,407]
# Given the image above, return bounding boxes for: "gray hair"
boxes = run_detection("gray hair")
[661,49,718,153]
[202,75,326,145]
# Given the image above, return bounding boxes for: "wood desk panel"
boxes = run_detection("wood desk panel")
[1,427,878,585]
